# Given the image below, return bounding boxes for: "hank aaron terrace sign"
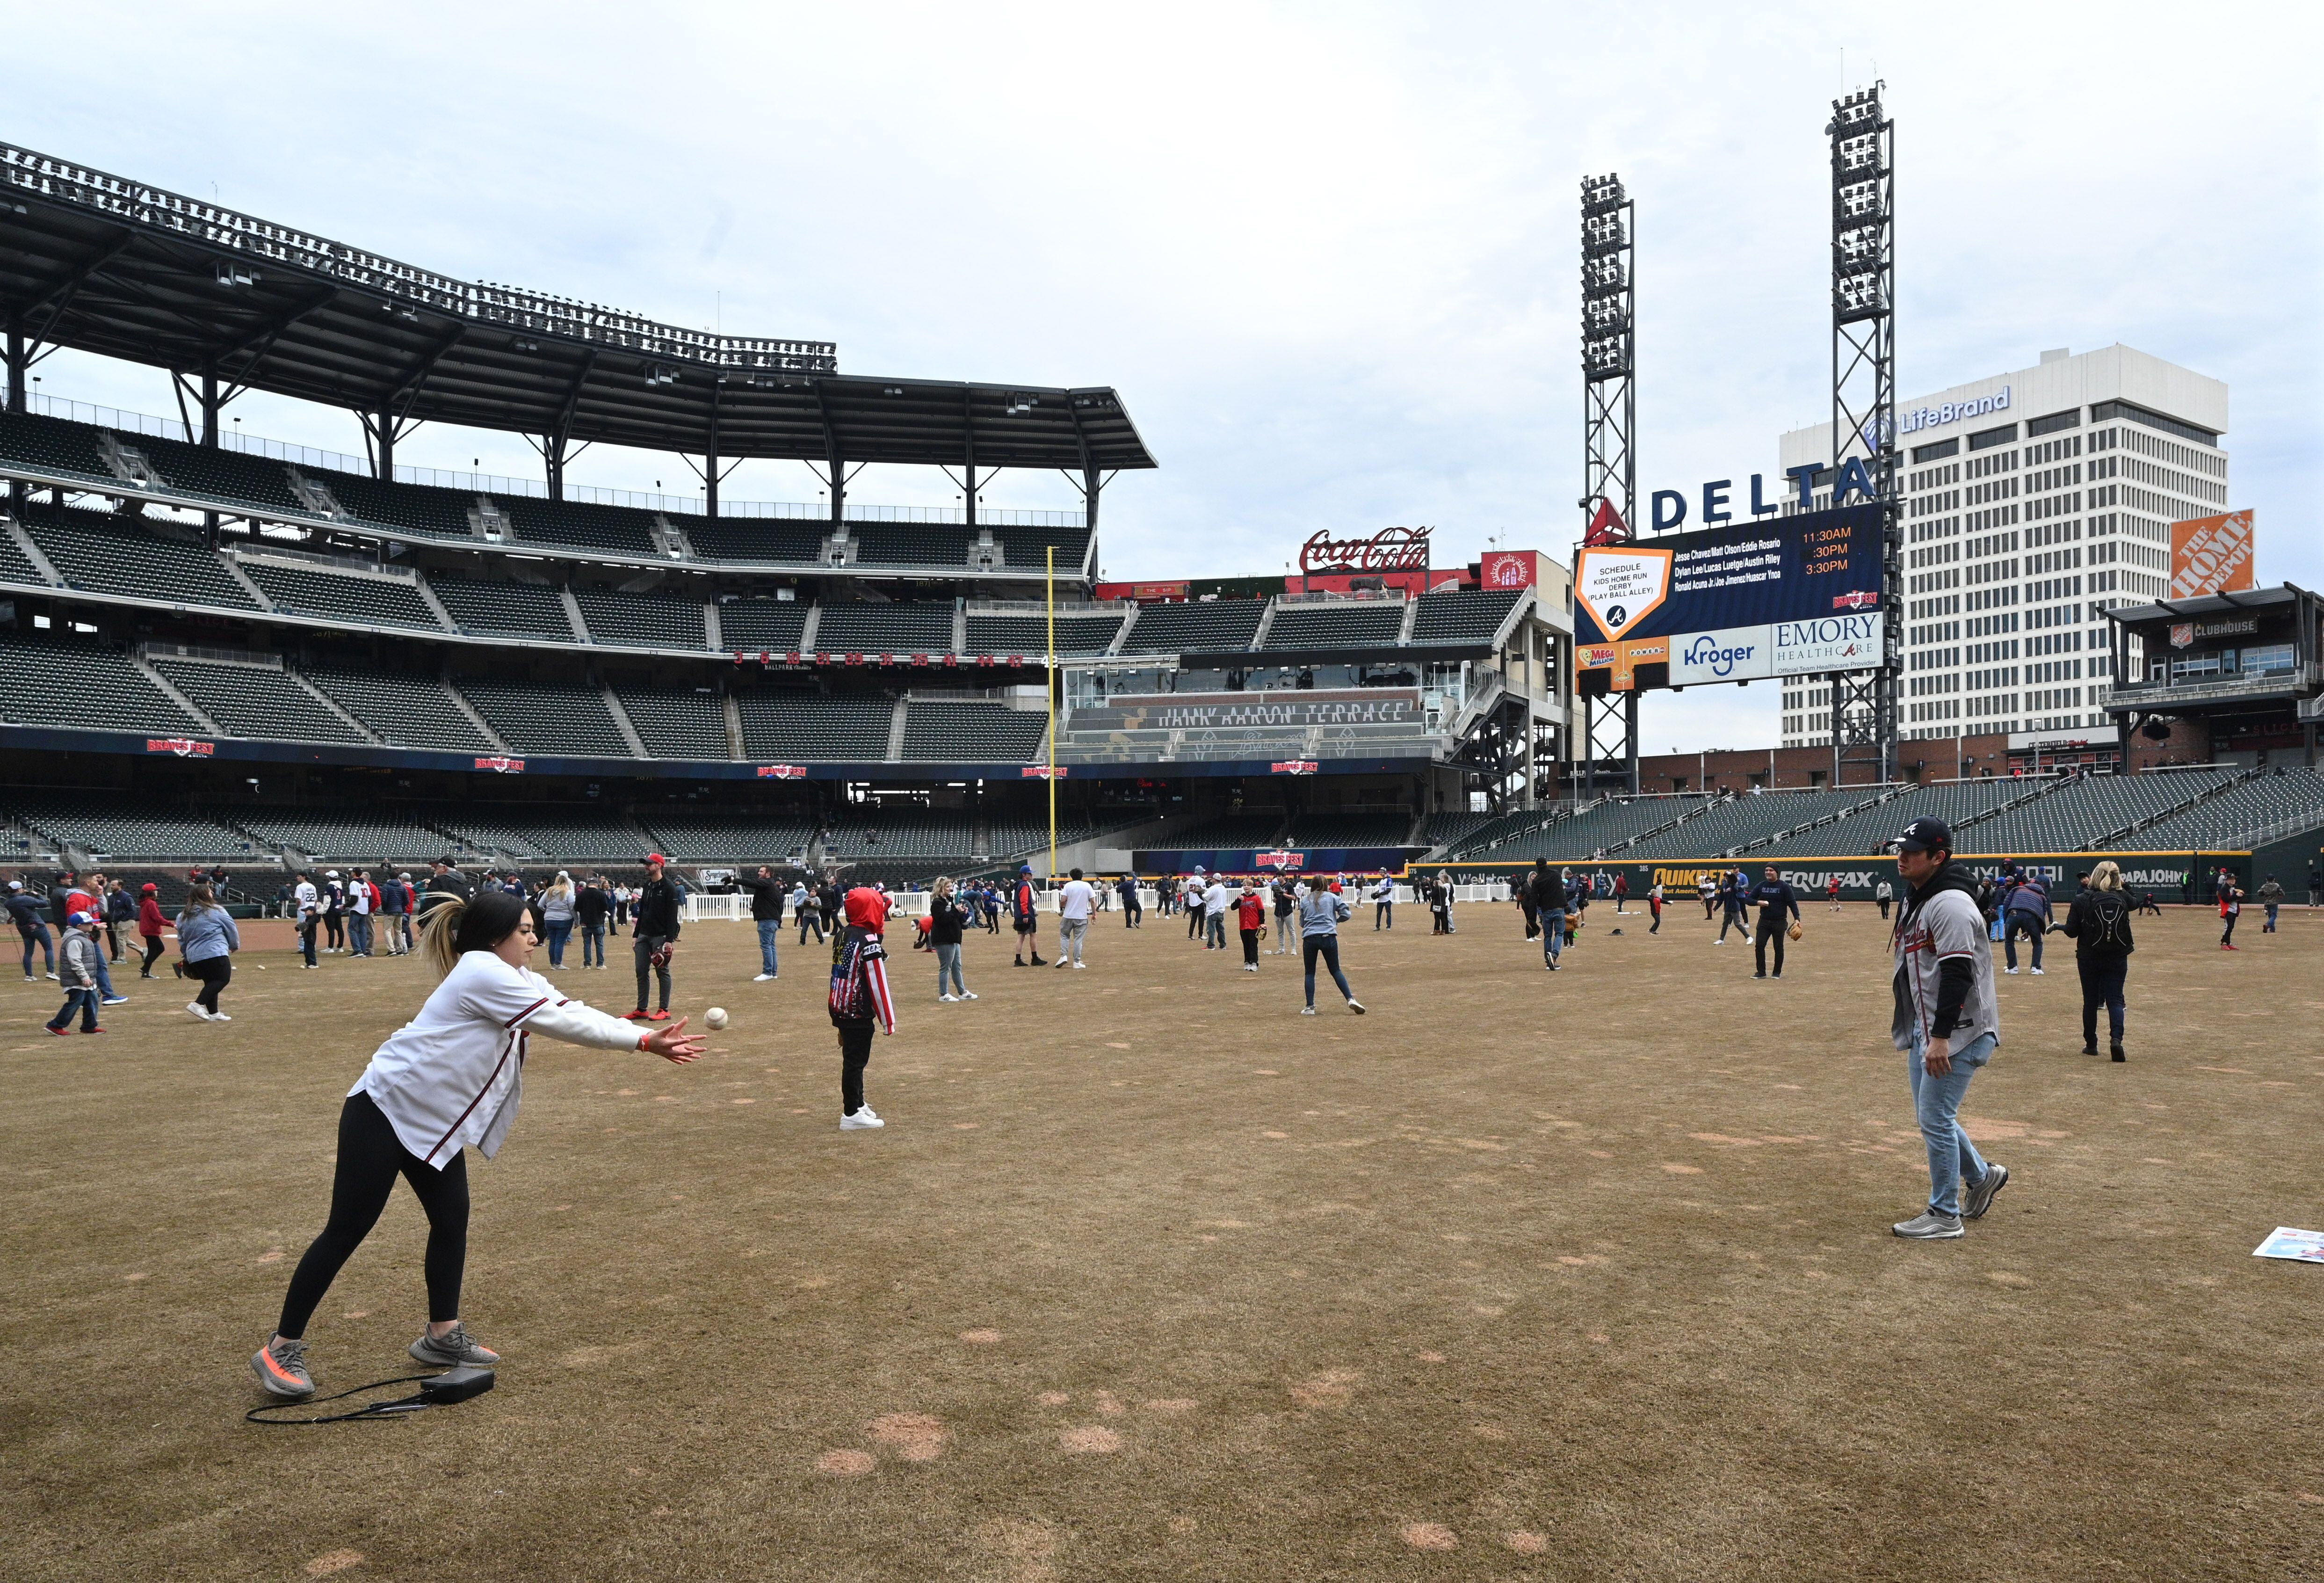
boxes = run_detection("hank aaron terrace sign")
[1298,526,1432,575]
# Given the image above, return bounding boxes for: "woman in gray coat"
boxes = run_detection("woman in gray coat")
[178,883,241,1022]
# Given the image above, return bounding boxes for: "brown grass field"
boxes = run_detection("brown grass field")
[3,899,2320,1581]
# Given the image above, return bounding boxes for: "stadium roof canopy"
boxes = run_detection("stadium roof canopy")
[0,142,1153,480]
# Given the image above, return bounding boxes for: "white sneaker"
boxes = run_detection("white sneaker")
[753,973,774,982]
[940,994,959,1002]
[210,1012,232,1021]
[186,1001,213,1020]
[961,991,978,1000]
[1346,999,1366,1015]
[2004,967,2019,974]
[1072,961,1086,969]
[840,1109,885,1130]
[1299,1006,1317,1016]
[1713,938,1724,945]
[2030,967,2045,975]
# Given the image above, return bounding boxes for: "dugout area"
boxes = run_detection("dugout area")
[3,905,2318,1579]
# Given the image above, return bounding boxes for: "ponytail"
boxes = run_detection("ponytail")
[417,887,529,977]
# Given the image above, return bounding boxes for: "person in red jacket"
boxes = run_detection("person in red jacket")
[829,886,898,1129]
[1234,879,1267,972]
[137,883,168,978]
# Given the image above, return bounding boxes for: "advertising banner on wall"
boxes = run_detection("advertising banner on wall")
[1573,504,1883,651]
[1773,613,1885,676]
[1668,626,1778,685]
[2169,510,2256,599]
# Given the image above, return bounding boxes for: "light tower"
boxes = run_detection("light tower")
[1579,173,1638,797]
[1827,84,1900,784]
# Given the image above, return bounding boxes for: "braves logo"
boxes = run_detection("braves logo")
[145,737,214,758]
[1832,589,1880,611]
[474,755,526,774]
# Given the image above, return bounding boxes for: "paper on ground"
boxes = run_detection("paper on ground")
[2251,1227,2324,1263]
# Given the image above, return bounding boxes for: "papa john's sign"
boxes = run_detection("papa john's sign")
[1299,526,1431,576]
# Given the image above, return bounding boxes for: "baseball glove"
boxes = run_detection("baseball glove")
[1787,921,1804,942]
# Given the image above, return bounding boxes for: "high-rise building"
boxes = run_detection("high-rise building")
[1775,344,2229,750]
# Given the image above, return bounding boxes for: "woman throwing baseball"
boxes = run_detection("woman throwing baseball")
[251,889,704,1399]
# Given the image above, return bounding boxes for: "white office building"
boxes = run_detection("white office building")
[1775,344,2229,750]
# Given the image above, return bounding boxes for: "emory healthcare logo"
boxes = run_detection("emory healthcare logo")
[474,755,526,774]
[145,737,214,757]
[1256,850,1305,870]
[1831,589,1879,611]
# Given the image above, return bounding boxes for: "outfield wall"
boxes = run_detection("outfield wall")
[1410,852,2263,904]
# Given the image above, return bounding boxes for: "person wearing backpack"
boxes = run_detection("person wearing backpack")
[2058,858,2134,1062]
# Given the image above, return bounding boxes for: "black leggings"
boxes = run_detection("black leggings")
[1302,934,1353,1007]
[277,1091,470,1339]
[188,955,231,1012]
[838,1022,875,1114]
[2221,911,2237,944]
[141,935,166,974]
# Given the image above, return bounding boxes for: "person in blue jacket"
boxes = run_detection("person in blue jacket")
[1749,864,1801,980]
[2001,872,2050,974]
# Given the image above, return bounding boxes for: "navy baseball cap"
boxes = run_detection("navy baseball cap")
[1896,816,1952,853]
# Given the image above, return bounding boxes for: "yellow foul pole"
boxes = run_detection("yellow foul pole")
[1046,545,1057,879]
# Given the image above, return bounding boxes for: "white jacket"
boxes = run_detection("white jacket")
[355,951,645,1168]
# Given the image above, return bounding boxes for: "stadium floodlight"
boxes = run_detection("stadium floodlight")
[215,261,259,289]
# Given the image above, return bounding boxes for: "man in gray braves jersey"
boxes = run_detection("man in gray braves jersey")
[1887,816,2010,1240]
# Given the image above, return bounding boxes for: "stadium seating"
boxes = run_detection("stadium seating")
[989,524,1092,578]
[1965,772,2230,855]
[1516,796,1714,859]
[313,468,478,538]
[25,509,261,610]
[240,557,446,630]
[0,633,203,735]
[823,808,979,859]
[984,810,1133,857]
[575,587,710,650]
[0,411,116,482]
[302,666,496,752]
[854,523,970,568]
[3,790,260,860]
[1440,807,1576,857]
[636,809,818,862]
[133,433,306,513]
[736,692,896,761]
[900,702,1048,762]
[612,684,732,759]
[717,598,810,652]
[1621,791,1881,860]
[811,603,957,655]
[1166,813,1290,850]
[963,611,1127,658]
[2113,768,2324,851]
[682,516,830,564]
[456,678,635,757]
[1118,600,1266,654]
[0,527,49,588]
[503,498,660,557]
[1421,811,1497,850]
[1283,811,1419,849]
[236,811,459,864]
[1410,588,1523,646]
[438,810,645,864]
[152,659,366,744]
[1263,601,1405,651]
[429,574,579,640]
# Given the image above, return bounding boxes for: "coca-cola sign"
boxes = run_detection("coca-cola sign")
[1298,526,1431,575]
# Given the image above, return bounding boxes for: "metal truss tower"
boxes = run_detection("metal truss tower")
[1827,84,1900,785]
[1579,173,1638,797]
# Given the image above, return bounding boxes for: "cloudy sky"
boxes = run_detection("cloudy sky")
[15,2,2319,751]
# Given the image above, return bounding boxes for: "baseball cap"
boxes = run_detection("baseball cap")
[5,880,18,892]
[67,910,93,926]
[326,869,340,878]
[140,882,157,893]
[645,852,666,866]
[1896,816,1952,854]
[1020,864,1033,874]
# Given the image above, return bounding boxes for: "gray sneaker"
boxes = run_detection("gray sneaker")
[1962,1162,2010,1220]
[409,1323,500,1368]
[251,1335,314,1397]
[1892,1211,1964,1240]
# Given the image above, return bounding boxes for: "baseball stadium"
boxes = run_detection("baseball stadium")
[4,102,2322,1583]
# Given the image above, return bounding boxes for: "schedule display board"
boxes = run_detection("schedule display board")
[1574,503,1886,690]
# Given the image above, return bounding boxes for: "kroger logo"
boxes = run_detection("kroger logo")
[1681,633,1758,677]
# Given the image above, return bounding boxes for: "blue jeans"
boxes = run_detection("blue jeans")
[935,941,965,996]
[21,922,54,976]
[349,915,373,956]
[1301,934,1352,1007]
[92,949,116,998]
[545,919,572,966]
[581,925,605,966]
[756,919,780,977]
[1909,1029,1995,1218]
[48,985,98,1031]
[1540,908,1564,963]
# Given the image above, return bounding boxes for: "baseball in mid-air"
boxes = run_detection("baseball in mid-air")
[704,1007,729,1031]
